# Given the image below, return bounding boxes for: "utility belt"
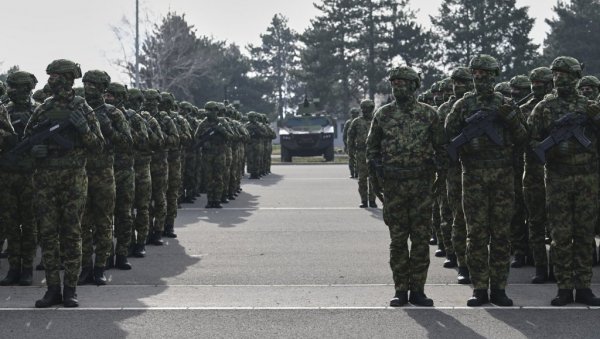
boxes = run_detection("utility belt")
[546,161,598,176]
[383,165,433,181]
[461,157,512,170]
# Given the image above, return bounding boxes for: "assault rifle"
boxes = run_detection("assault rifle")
[533,112,591,164]
[447,109,503,161]
[196,127,216,146]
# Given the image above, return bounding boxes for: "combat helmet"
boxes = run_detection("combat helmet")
[529,67,553,83]
[389,66,421,88]
[143,89,161,101]
[494,82,511,96]
[451,67,473,81]
[360,99,375,109]
[6,71,38,89]
[509,75,531,89]
[550,56,583,78]
[578,75,600,89]
[349,107,360,117]
[469,55,500,76]
[46,59,82,79]
[82,70,111,87]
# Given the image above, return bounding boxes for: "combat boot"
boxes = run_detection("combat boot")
[551,289,574,306]
[35,285,62,308]
[115,255,132,270]
[205,201,213,208]
[0,268,21,286]
[359,201,368,208]
[389,290,408,307]
[429,233,437,245]
[409,291,434,307]
[163,224,177,238]
[575,288,600,306]
[531,266,548,284]
[133,243,146,258]
[249,174,260,179]
[220,197,229,204]
[434,245,446,258]
[467,289,489,307]
[368,201,377,208]
[63,286,79,308]
[490,289,513,306]
[93,266,108,286]
[443,254,457,268]
[457,267,471,284]
[510,254,525,268]
[148,231,164,246]
[78,265,94,285]
[228,194,236,201]
[213,202,223,209]
[19,268,33,286]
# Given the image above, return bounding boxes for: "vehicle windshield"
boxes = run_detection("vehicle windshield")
[284,117,330,127]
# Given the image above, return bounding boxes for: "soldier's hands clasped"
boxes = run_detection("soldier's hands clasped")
[69,110,90,134]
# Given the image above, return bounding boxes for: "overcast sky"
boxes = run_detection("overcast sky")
[1,0,557,86]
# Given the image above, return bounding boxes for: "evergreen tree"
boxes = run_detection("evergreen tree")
[431,0,539,79]
[543,0,600,77]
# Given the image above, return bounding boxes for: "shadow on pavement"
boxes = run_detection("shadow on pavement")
[242,173,283,187]
[405,308,486,338]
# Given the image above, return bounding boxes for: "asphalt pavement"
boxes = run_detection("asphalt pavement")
[0,164,598,338]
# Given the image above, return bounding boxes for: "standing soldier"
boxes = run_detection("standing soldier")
[0,71,39,286]
[367,66,445,307]
[160,92,191,238]
[218,103,237,203]
[347,99,376,208]
[245,112,266,180]
[129,89,163,256]
[27,59,104,307]
[145,89,179,245]
[344,108,360,178]
[528,56,600,306]
[577,76,600,101]
[79,70,132,285]
[522,67,554,283]
[445,55,528,307]
[105,82,148,268]
[179,101,199,203]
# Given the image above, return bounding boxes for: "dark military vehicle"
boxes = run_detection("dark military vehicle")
[279,98,336,162]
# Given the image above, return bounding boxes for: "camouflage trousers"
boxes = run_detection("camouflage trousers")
[222,146,233,200]
[196,148,205,194]
[447,166,467,267]
[183,149,197,198]
[348,150,356,177]
[203,150,226,202]
[133,157,152,244]
[463,166,513,290]
[435,171,454,256]
[114,163,134,256]
[355,151,375,202]
[383,176,432,292]
[546,168,597,289]
[246,143,261,176]
[511,163,528,256]
[82,166,116,268]
[35,166,87,287]
[150,153,168,233]
[523,159,548,268]
[0,170,36,269]
[228,144,240,197]
[166,151,182,226]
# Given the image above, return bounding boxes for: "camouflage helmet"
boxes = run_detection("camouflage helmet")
[430,81,442,93]
[106,82,128,97]
[509,75,532,89]
[46,59,82,79]
[160,92,175,105]
[143,89,161,101]
[389,66,421,88]
[127,88,143,101]
[204,101,219,111]
[6,71,38,89]
[529,67,553,83]
[349,107,360,116]
[32,89,47,103]
[494,81,511,94]
[550,56,583,78]
[578,75,600,88]
[179,101,193,110]
[451,67,473,81]
[440,77,453,91]
[360,99,375,109]
[82,70,111,88]
[469,54,500,76]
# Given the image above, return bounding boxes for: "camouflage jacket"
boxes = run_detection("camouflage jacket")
[116,107,149,164]
[347,116,371,154]
[87,103,132,170]
[2,100,39,171]
[139,111,164,158]
[168,111,193,149]
[195,118,231,152]
[151,110,179,152]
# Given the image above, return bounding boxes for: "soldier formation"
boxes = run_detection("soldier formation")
[0,59,276,308]
[349,54,600,307]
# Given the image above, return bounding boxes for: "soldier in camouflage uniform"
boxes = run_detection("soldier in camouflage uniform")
[446,55,528,307]
[79,70,132,286]
[347,99,376,208]
[522,67,554,283]
[160,92,192,238]
[218,103,237,202]
[179,101,199,203]
[129,89,163,257]
[367,66,445,307]
[508,75,533,268]
[0,71,39,286]
[27,59,104,308]
[343,108,360,178]
[245,112,266,180]
[105,82,149,268]
[197,101,231,208]
[145,89,179,245]
[577,76,600,101]
[430,81,444,107]
[528,56,600,306]
[494,81,512,98]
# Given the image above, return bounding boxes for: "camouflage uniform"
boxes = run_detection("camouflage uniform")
[522,67,554,283]
[367,66,445,307]
[347,99,376,206]
[529,56,600,306]
[80,70,132,285]
[245,112,267,179]
[218,103,237,202]
[179,101,200,202]
[0,71,38,286]
[344,108,360,178]
[28,59,104,308]
[445,55,528,306]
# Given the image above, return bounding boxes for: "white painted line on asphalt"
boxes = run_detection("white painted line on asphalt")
[29,283,597,287]
[0,306,597,311]
[180,207,373,211]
